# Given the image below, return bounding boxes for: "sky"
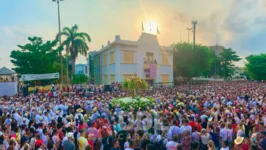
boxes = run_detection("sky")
[1,0,266,69]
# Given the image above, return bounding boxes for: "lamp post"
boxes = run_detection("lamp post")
[52,0,64,85]
[191,20,197,49]
[186,28,192,43]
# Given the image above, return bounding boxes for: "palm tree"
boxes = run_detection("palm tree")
[60,24,91,75]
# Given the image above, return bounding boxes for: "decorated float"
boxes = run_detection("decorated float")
[111,75,155,111]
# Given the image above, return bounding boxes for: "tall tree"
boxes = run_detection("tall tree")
[219,48,241,78]
[173,42,213,82]
[245,54,266,80]
[60,25,91,75]
[10,37,62,75]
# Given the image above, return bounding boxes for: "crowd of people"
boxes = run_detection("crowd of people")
[0,81,266,150]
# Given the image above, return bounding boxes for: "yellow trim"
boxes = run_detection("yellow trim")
[122,74,137,80]
[146,52,154,61]
[110,51,115,64]
[104,74,108,84]
[122,51,134,64]
[110,74,115,83]
[161,54,169,65]
[161,74,169,85]
[121,62,137,64]
[159,64,171,66]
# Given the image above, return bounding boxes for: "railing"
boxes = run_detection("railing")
[152,82,175,87]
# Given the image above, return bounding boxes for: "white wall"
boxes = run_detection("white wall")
[99,33,174,84]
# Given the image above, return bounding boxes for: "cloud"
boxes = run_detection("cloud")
[2,0,266,68]
[173,12,190,24]
[0,24,57,68]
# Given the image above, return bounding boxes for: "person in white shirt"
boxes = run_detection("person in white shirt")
[166,135,179,150]
[168,120,180,140]
[180,119,192,134]
[200,128,211,149]
[219,123,227,142]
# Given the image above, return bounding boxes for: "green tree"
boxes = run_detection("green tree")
[10,37,62,75]
[173,42,213,82]
[219,48,241,78]
[60,24,91,75]
[72,74,89,84]
[245,54,266,80]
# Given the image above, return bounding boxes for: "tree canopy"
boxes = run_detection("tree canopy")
[173,42,213,81]
[60,24,91,74]
[245,54,266,80]
[10,37,62,75]
[72,74,89,84]
[219,48,241,78]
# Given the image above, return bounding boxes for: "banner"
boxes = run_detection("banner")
[149,64,157,78]
[20,73,59,81]
[0,82,18,96]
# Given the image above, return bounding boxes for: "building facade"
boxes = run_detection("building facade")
[232,67,246,80]
[0,67,16,82]
[75,64,88,76]
[88,33,173,85]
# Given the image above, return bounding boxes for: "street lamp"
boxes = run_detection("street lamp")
[52,0,64,85]
[186,27,192,43]
[191,20,197,49]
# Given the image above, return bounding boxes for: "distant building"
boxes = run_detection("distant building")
[88,32,174,85]
[232,67,246,80]
[75,64,88,76]
[87,51,100,83]
[210,45,225,56]
[0,67,16,82]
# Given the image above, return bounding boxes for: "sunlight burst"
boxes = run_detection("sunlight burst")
[144,21,158,34]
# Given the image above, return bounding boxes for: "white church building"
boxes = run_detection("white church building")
[88,32,174,85]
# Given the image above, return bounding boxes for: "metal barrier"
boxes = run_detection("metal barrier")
[152,82,175,88]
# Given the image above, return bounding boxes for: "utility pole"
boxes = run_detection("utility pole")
[186,28,192,43]
[53,0,64,85]
[191,20,197,49]
[215,34,217,79]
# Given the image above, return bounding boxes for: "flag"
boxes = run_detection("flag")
[150,64,157,78]
[142,22,144,31]
[157,27,160,34]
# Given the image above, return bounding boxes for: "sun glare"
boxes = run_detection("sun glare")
[144,21,158,34]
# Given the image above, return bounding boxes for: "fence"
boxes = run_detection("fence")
[152,82,175,88]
